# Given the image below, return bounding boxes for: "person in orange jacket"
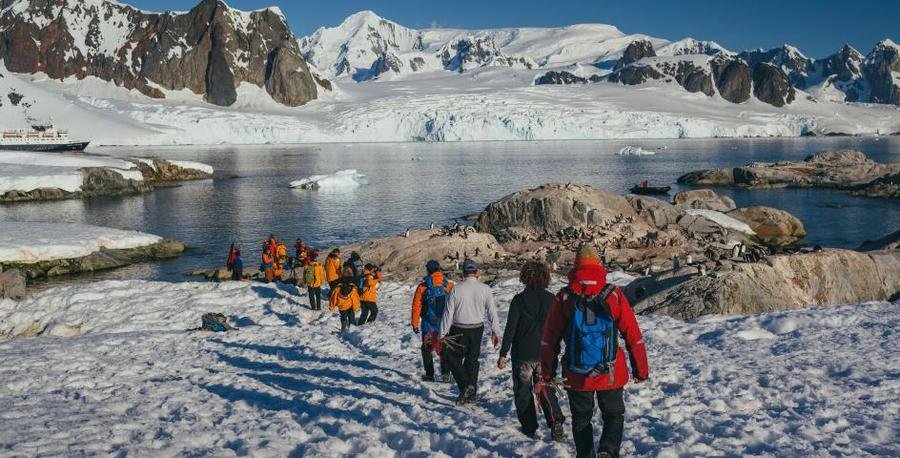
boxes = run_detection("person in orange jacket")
[325,248,342,290]
[330,266,361,333]
[304,250,326,311]
[357,263,383,325]
[411,260,454,382]
[261,250,275,283]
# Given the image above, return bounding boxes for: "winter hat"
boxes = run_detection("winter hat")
[426,260,441,274]
[310,250,320,260]
[576,245,600,261]
[462,259,479,273]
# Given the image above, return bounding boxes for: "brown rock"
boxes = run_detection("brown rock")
[0,269,26,300]
[672,189,736,212]
[711,57,752,103]
[752,62,796,107]
[728,206,806,246]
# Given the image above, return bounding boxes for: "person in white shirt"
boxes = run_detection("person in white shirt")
[440,259,501,405]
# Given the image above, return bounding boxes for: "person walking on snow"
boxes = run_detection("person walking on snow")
[411,260,454,383]
[540,246,649,458]
[357,263,383,325]
[325,249,342,291]
[329,266,361,333]
[230,250,244,281]
[304,250,326,311]
[498,260,566,441]
[440,259,501,405]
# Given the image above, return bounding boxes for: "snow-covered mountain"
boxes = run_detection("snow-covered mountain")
[299,10,666,81]
[0,0,319,107]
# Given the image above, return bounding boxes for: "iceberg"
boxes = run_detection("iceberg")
[289,169,368,190]
[617,145,656,156]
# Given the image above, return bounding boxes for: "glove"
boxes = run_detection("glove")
[413,327,420,335]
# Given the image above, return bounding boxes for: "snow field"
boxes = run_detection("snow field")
[0,222,162,264]
[0,278,896,456]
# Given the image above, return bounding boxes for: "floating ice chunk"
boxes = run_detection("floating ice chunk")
[617,145,656,156]
[289,169,368,190]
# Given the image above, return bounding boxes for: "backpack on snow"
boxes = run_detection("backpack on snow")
[421,276,449,330]
[200,313,234,332]
[567,283,618,376]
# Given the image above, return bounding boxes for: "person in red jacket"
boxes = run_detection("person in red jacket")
[540,245,649,458]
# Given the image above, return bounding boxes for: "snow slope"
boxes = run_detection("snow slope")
[0,278,896,456]
[0,222,162,263]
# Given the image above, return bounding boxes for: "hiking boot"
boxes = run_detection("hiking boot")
[520,427,537,439]
[441,373,452,384]
[550,422,566,442]
[455,386,476,406]
[597,451,615,458]
[421,374,435,382]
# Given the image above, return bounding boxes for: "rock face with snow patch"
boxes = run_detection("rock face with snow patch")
[635,249,900,320]
[739,45,813,88]
[711,57,752,103]
[0,0,317,107]
[534,71,588,85]
[864,40,900,105]
[614,40,656,70]
[439,36,535,73]
[752,63,796,107]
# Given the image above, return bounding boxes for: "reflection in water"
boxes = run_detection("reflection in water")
[1,137,898,282]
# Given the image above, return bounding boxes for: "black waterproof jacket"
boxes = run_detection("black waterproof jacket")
[499,286,555,362]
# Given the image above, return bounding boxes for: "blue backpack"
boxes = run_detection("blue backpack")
[567,284,618,376]
[421,276,449,333]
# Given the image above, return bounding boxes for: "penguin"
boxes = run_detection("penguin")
[430,222,435,230]
[686,254,693,265]
[673,256,681,270]
[404,228,411,238]
[699,264,707,276]
[732,244,741,259]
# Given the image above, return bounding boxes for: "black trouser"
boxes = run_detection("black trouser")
[421,332,449,378]
[328,279,340,291]
[567,389,625,458]
[357,301,377,324]
[308,287,322,310]
[444,325,484,393]
[231,267,243,281]
[339,310,355,332]
[513,361,565,434]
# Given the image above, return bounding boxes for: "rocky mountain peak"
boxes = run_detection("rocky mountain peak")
[0,0,317,107]
[615,39,656,70]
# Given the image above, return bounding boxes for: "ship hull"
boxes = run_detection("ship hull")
[0,141,90,152]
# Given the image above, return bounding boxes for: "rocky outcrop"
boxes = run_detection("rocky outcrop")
[614,40,656,71]
[863,40,900,105]
[0,269,26,300]
[850,173,900,199]
[634,249,900,320]
[368,52,403,79]
[673,61,715,96]
[476,183,641,243]
[738,45,813,87]
[607,65,664,85]
[626,195,680,230]
[752,63,796,107]
[857,230,900,252]
[672,189,736,212]
[727,206,806,246]
[678,150,900,194]
[711,57,752,103]
[0,0,317,107]
[1,158,213,203]
[340,229,508,282]
[439,36,535,73]
[535,71,588,85]
[1,240,185,280]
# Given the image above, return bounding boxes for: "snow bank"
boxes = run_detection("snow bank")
[0,279,896,456]
[0,151,140,194]
[168,160,215,175]
[686,209,756,235]
[0,222,162,263]
[289,169,368,190]
[617,145,656,156]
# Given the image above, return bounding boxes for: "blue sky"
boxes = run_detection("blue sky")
[129,0,898,58]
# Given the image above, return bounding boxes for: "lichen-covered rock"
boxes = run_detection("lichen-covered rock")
[728,206,806,246]
[672,189,736,212]
[635,249,900,320]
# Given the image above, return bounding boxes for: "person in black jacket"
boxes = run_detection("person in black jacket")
[498,260,566,441]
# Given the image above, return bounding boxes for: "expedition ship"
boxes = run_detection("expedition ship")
[1,121,89,152]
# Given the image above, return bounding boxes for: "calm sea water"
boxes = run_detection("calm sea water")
[1,137,898,283]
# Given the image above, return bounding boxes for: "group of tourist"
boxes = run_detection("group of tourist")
[225,238,383,330]
[411,246,649,458]
[227,237,648,458]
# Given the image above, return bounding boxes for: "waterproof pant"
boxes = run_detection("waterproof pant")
[513,361,565,435]
[339,310,356,332]
[566,389,625,458]
[231,267,243,281]
[421,331,449,379]
[444,325,484,393]
[358,301,378,324]
[308,287,322,311]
